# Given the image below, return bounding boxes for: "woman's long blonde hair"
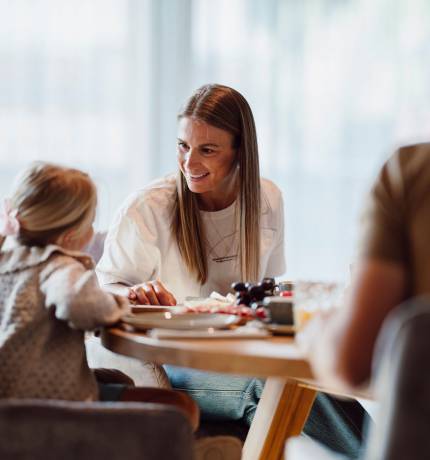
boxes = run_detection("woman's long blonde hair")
[0,161,97,250]
[171,84,261,285]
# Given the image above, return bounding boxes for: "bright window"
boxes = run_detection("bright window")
[1,0,430,282]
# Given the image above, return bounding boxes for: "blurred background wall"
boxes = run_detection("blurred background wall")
[1,0,430,282]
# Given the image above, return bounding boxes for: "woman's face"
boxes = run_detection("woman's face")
[177,117,238,210]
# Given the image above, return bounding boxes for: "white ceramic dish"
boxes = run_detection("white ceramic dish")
[130,305,186,314]
[121,312,240,331]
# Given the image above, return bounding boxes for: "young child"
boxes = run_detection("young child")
[0,161,198,429]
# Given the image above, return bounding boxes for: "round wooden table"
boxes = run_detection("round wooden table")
[101,326,317,460]
[101,326,313,379]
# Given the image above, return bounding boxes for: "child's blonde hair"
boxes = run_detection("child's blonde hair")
[0,161,97,250]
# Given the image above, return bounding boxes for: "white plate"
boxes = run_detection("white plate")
[130,305,186,314]
[121,312,240,331]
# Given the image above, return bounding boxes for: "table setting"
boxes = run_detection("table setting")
[121,278,344,340]
[119,278,308,339]
[122,297,272,339]
[101,279,345,460]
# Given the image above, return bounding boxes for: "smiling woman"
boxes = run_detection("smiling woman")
[93,85,366,456]
[176,118,238,211]
[94,83,286,427]
[96,84,284,303]
[171,84,265,289]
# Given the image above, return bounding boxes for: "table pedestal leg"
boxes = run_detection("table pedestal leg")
[242,377,317,460]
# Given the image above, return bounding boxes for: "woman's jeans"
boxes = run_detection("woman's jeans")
[165,366,263,426]
[165,366,366,458]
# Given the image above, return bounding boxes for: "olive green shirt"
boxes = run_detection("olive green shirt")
[359,143,430,296]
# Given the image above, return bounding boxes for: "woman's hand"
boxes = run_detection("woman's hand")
[128,280,177,306]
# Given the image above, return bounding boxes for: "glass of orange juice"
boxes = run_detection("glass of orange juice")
[293,281,343,331]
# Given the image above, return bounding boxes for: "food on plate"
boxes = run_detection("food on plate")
[184,292,267,319]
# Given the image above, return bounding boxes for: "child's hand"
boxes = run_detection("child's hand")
[128,280,177,306]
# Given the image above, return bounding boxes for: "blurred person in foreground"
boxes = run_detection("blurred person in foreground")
[301,144,430,392]
[291,141,430,459]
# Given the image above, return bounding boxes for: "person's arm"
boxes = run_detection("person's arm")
[303,149,410,390]
[264,185,286,277]
[96,196,176,305]
[103,280,176,306]
[306,258,406,390]
[101,282,131,297]
[128,280,176,305]
[40,256,130,330]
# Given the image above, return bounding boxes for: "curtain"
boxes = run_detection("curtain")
[189,0,430,281]
[1,0,430,280]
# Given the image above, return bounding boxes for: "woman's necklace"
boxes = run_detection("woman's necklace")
[205,209,238,264]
